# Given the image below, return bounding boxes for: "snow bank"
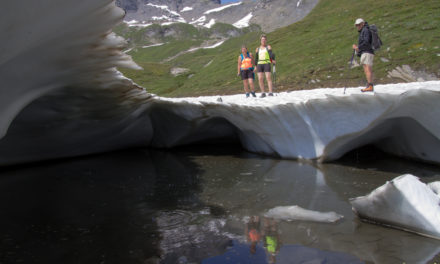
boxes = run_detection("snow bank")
[350,174,440,239]
[264,205,343,223]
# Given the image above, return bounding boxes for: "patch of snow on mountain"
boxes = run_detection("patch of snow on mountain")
[189,16,206,25]
[147,3,186,23]
[204,40,224,49]
[142,43,164,48]
[187,40,225,52]
[297,0,302,7]
[146,3,169,10]
[204,2,242,15]
[152,15,170,21]
[204,19,216,28]
[126,20,152,28]
[181,7,193,12]
[233,12,252,28]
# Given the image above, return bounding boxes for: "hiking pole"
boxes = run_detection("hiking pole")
[272,54,276,93]
[344,49,356,94]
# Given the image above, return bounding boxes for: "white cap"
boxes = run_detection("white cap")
[355,18,364,25]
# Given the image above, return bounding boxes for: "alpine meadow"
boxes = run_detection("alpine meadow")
[116,0,440,97]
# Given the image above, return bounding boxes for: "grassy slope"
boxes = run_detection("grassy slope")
[118,0,440,97]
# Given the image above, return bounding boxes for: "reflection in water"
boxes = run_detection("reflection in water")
[246,216,262,255]
[262,217,280,264]
[0,147,439,263]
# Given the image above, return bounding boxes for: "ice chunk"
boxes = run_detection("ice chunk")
[350,174,440,239]
[264,205,343,223]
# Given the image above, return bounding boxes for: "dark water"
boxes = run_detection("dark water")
[0,146,440,264]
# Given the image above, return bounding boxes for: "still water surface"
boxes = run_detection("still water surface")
[0,146,439,264]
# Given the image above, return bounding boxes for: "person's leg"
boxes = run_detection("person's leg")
[248,78,256,97]
[258,72,265,93]
[243,79,250,93]
[363,64,373,84]
[361,64,374,92]
[265,71,273,94]
[248,78,255,92]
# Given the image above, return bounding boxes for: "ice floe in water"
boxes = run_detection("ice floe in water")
[264,205,343,223]
[350,174,440,239]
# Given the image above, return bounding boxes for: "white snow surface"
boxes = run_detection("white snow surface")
[428,181,440,198]
[264,205,343,223]
[204,2,242,14]
[233,12,252,28]
[350,174,440,239]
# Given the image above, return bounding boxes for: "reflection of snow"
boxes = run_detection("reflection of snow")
[233,12,252,28]
[204,2,242,14]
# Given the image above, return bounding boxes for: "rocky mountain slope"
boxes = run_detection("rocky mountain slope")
[116,0,319,32]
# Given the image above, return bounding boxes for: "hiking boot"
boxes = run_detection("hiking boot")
[246,92,250,98]
[251,91,256,97]
[361,83,374,92]
[268,93,273,96]
[260,93,266,98]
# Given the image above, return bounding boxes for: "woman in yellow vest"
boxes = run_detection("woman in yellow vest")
[255,34,276,98]
[237,45,257,98]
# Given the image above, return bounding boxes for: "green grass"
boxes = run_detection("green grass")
[117,0,440,97]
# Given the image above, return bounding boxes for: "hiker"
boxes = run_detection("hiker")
[245,216,261,254]
[353,18,374,92]
[262,217,281,264]
[255,34,276,98]
[237,45,257,98]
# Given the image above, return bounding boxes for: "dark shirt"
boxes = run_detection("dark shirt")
[358,22,374,56]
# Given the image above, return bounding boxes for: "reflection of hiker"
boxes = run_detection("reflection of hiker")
[263,217,281,264]
[245,216,261,254]
[237,45,257,98]
[255,34,276,98]
[352,18,374,92]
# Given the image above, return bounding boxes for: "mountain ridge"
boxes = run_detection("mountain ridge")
[116,0,319,32]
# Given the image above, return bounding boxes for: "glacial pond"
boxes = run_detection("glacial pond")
[0,145,439,264]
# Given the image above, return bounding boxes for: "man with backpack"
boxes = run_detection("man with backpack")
[353,18,375,92]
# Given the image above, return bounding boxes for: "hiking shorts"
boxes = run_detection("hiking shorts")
[257,63,271,73]
[240,69,254,80]
[360,53,374,66]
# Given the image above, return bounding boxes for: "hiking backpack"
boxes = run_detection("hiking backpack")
[369,24,383,50]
